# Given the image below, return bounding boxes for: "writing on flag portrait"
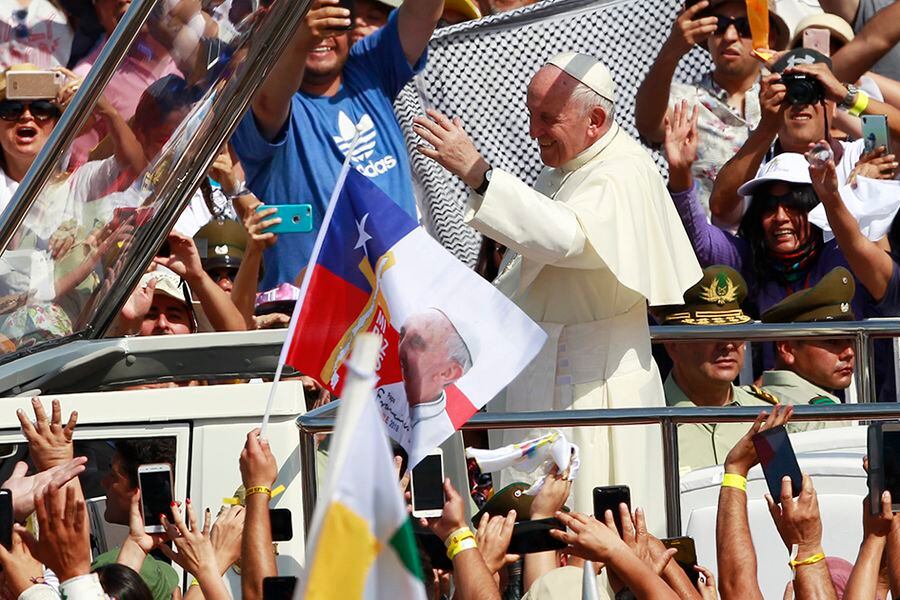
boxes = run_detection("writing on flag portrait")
[286,170,546,465]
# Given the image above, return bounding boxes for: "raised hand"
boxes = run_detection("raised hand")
[243,202,279,251]
[210,505,245,574]
[550,511,627,563]
[765,474,823,551]
[665,0,718,55]
[758,73,788,131]
[475,510,519,574]
[530,464,572,519]
[240,428,278,490]
[1,457,87,521]
[413,109,490,189]
[18,482,91,582]
[0,530,45,596]
[159,500,221,581]
[664,100,700,173]
[849,146,898,183]
[17,398,78,470]
[153,232,205,284]
[299,0,352,50]
[695,565,718,599]
[419,479,468,542]
[724,404,793,477]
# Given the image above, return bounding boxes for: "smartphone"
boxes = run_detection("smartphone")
[410,449,444,518]
[802,28,831,56]
[0,488,12,550]
[507,517,567,554]
[592,485,630,534]
[6,70,65,100]
[270,508,293,542]
[753,425,803,501]
[256,204,313,234]
[862,115,891,154]
[337,0,354,30]
[137,463,174,534]
[662,536,700,586]
[262,576,298,600]
[867,422,900,514]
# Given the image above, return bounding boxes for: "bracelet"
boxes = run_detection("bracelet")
[443,527,472,548]
[721,473,747,491]
[848,91,869,117]
[789,552,826,568]
[190,578,200,588]
[245,486,271,498]
[227,186,252,201]
[446,536,477,560]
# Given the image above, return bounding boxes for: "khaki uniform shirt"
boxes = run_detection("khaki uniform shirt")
[664,374,777,474]
[761,370,848,430]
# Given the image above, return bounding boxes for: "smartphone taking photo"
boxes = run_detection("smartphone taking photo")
[270,508,293,542]
[0,488,12,550]
[138,463,174,534]
[508,517,567,554]
[662,536,700,585]
[592,485,631,534]
[867,422,900,514]
[262,576,298,600]
[411,449,444,518]
[753,425,802,501]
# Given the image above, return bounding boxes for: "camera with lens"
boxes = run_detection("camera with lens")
[780,73,825,105]
[771,48,832,106]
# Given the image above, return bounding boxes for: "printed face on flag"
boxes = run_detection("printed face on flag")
[287,171,546,466]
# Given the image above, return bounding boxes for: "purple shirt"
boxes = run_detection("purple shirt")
[669,183,900,319]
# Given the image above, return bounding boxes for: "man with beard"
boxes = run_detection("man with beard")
[635,0,789,222]
[231,0,442,290]
[761,266,858,408]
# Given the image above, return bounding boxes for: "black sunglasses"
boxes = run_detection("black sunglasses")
[0,100,60,122]
[757,186,816,214]
[711,15,752,38]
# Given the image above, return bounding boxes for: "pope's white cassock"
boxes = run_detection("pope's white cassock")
[464,54,702,532]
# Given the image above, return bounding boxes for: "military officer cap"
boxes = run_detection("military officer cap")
[653,265,751,325]
[761,267,856,323]
[470,482,571,525]
[194,219,247,271]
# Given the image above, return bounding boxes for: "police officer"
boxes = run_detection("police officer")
[193,219,247,295]
[761,267,856,411]
[655,266,791,473]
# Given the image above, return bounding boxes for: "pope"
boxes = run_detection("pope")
[413,52,702,530]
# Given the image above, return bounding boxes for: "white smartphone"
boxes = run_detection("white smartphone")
[410,449,444,519]
[137,463,174,534]
[802,28,831,56]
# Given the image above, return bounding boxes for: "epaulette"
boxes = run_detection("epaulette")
[809,395,837,405]
[749,385,780,405]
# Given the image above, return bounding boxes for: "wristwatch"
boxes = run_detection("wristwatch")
[474,166,493,196]
[839,84,859,111]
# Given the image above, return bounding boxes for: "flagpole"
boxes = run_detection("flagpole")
[260,127,364,439]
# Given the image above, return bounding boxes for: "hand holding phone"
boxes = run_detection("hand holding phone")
[255,204,313,234]
[661,536,699,585]
[592,485,630,535]
[753,425,802,502]
[867,423,900,514]
[138,464,174,533]
[862,115,891,155]
[411,449,444,519]
[0,488,11,550]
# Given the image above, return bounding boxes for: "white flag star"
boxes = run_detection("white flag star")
[354,213,372,254]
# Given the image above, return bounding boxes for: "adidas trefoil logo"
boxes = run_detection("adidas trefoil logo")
[332,111,398,178]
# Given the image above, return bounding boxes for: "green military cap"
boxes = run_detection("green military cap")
[761,267,856,323]
[194,219,247,271]
[653,265,751,325]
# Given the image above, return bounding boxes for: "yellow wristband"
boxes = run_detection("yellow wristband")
[447,536,477,560]
[444,527,474,548]
[848,91,869,117]
[722,473,747,491]
[245,486,271,498]
[189,578,200,588]
[790,552,825,568]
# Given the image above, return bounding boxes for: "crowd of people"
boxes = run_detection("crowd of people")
[0,0,897,595]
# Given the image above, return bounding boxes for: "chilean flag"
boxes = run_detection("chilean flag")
[284,169,545,465]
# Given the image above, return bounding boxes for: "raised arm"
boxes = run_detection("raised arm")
[240,428,279,600]
[232,203,279,329]
[251,0,352,140]
[397,0,444,66]
[717,405,794,600]
[832,0,900,83]
[709,74,784,224]
[524,466,572,592]
[808,155,895,302]
[634,0,717,143]
[665,100,747,269]
[844,489,894,600]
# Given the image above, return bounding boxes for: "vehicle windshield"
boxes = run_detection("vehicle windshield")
[0,0,270,358]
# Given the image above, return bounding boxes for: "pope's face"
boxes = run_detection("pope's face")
[781,338,855,390]
[398,311,464,408]
[526,66,598,168]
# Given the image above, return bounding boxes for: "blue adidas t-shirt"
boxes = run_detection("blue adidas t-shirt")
[232,9,424,290]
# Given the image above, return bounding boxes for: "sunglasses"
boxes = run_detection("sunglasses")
[0,100,60,122]
[757,187,815,214]
[711,15,752,38]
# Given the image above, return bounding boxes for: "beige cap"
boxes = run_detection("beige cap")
[545,52,615,103]
[790,13,855,49]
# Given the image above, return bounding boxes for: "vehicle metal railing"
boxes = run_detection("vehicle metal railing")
[297,319,900,537]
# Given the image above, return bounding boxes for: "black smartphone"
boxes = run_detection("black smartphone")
[592,485,630,534]
[0,488,12,550]
[270,508,293,542]
[662,536,699,586]
[137,464,174,534]
[337,0,354,30]
[411,449,444,518]
[753,425,802,501]
[867,422,900,514]
[507,517,567,554]
[262,576,298,600]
